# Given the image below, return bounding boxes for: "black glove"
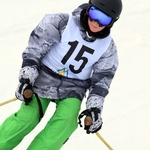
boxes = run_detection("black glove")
[78,95,103,134]
[78,107,102,134]
[15,66,39,105]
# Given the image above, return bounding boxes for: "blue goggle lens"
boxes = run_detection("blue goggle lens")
[88,6,112,26]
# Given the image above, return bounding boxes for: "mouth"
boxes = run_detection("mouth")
[90,22,100,30]
[91,23,99,28]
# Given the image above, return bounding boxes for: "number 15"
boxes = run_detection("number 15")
[61,41,94,74]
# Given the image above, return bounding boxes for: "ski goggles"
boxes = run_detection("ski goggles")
[88,6,112,26]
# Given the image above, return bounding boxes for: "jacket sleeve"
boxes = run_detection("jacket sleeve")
[86,39,119,110]
[21,13,69,70]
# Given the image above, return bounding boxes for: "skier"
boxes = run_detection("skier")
[0,0,122,149]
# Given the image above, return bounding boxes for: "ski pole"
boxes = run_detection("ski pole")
[0,97,17,106]
[85,116,113,150]
[0,89,33,106]
[95,132,113,150]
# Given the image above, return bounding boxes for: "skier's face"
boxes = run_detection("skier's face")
[88,18,105,32]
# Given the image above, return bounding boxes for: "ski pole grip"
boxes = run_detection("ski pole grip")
[85,116,93,126]
[23,89,33,99]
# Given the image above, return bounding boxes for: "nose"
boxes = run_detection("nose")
[91,20,99,27]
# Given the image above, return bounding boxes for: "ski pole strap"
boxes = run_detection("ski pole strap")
[34,93,44,122]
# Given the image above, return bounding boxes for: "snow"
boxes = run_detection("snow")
[0,0,150,149]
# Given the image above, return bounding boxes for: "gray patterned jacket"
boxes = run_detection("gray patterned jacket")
[21,5,118,108]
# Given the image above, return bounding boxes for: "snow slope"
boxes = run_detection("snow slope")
[0,0,150,149]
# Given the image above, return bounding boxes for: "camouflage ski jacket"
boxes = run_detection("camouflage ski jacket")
[21,5,119,107]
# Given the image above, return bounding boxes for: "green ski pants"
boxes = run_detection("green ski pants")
[0,96,81,150]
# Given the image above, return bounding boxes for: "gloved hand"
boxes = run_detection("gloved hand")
[15,66,39,105]
[78,95,103,134]
[78,108,102,134]
[86,108,102,134]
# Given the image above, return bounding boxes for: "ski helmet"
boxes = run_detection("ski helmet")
[89,0,122,20]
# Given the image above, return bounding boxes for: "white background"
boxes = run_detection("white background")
[0,0,150,149]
